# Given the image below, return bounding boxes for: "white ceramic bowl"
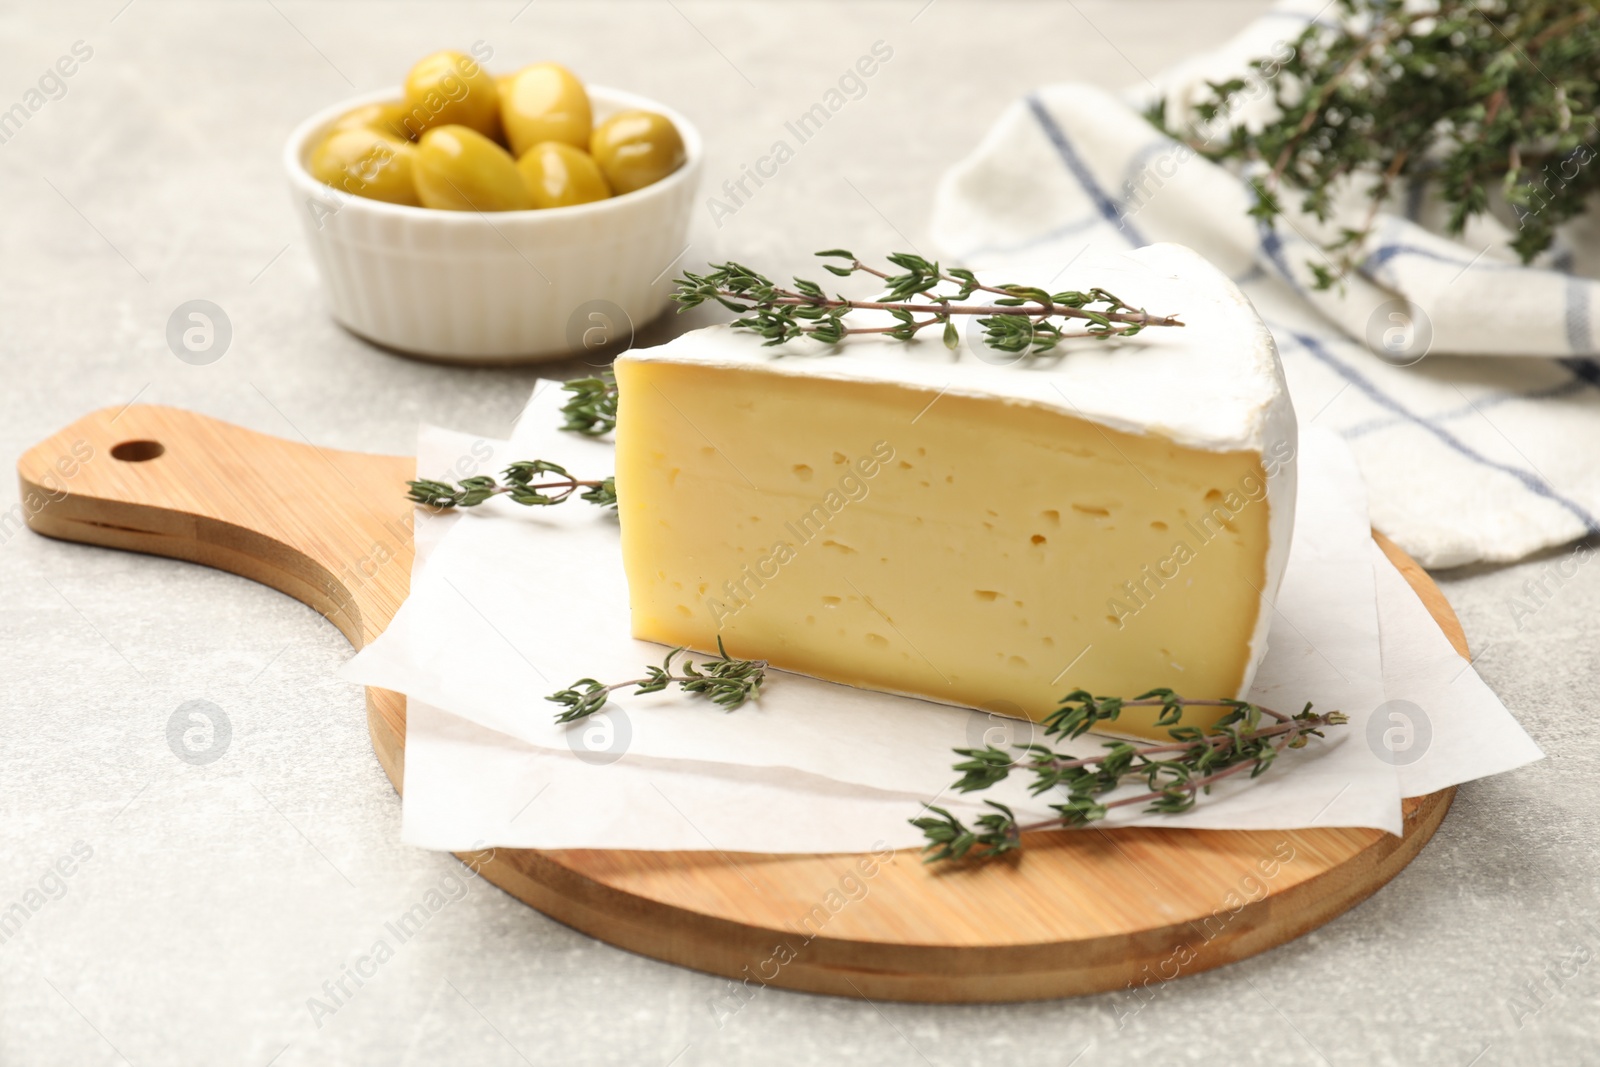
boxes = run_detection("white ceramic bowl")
[283,86,702,363]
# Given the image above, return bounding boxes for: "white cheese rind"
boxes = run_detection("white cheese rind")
[632,245,1287,452]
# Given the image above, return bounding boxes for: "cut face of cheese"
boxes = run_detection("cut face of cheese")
[615,244,1296,740]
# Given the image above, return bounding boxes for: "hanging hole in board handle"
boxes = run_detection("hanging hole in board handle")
[111,440,165,462]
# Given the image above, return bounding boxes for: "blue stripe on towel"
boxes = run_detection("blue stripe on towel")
[1343,379,1590,439]
[1026,94,1147,246]
[1120,138,1177,193]
[1403,178,1426,222]
[1258,221,1299,288]
[1369,244,1465,279]
[1236,176,1314,298]
[1361,243,1527,280]
[1564,274,1594,354]
[1556,277,1600,387]
[1562,357,1600,388]
[1286,331,1600,531]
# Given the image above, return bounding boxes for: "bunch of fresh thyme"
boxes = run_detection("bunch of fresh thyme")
[913,689,1348,862]
[674,250,1183,356]
[547,639,768,723]
[1151,0,1600,287]
[406,459,616,509]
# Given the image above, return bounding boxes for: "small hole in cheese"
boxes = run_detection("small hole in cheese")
[974,590,1002,602]
[821,540,857,554]
[865,633,889,648]
[1041,509,1060,526]
[832,452,847,465]
[1072,503,1111,517]
[792,464,813,481]
[821,595,842,607]
[1151,520,1168,531]
[1031,534,1047,545]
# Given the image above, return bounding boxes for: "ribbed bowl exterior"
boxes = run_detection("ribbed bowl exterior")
[284,87,702,363]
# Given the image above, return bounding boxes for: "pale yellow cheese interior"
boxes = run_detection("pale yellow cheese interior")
[615,360,1272,739]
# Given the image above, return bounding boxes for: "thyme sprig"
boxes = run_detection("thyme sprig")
[913,689,1348,862]
[547,639,768,723]
[559,375,618,436]
[674,250,1184,356]
[407,375,621,511]
[1152,0,1600,288]
[406,460,617,509]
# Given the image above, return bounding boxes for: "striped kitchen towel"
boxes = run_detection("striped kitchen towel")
[930,0,1600,568]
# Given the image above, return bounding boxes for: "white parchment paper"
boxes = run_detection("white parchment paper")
[341,384,1542,852]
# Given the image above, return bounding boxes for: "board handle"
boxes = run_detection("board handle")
[16,404,416,648]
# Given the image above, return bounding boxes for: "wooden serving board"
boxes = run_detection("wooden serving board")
[19,405,1459,1002]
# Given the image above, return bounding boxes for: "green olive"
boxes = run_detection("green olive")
[413,125,532,212]
[402,50,501,139]
[589,110,686,195]
[501,63,592,157]
[330,102,412,141]
[516,142,612,209]
[309,128,420,206]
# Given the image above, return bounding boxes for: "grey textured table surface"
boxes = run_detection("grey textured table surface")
[2,2,1595,1064]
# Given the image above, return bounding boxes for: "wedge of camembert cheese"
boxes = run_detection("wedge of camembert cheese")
[614,243,1296,739]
